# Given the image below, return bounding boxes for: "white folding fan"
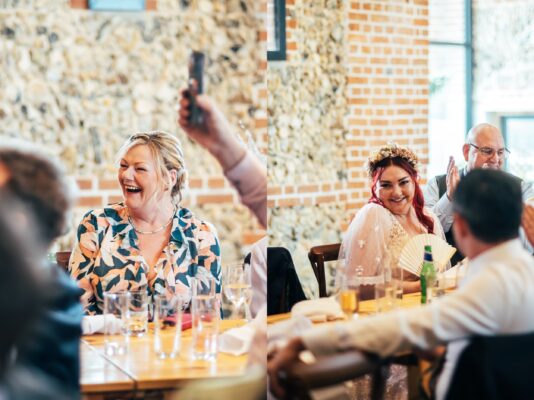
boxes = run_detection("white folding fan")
[398,234,456,277]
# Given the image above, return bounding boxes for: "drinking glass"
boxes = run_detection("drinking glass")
[433,262,447,298]
[374,254,396,314]
[153,294,182,359]
[335,259,361,320]
[103,292,129,356]
[243,262,253,321]
[374,279,396,313]
[391,263,404,305]
[125,289,148,337]
[191,276,219,361]
[223,263,252,320]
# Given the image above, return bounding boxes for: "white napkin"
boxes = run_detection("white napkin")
[290,297,344,322]
[219,324,255,356]
[81,315,122,335]
[267,315,312,343]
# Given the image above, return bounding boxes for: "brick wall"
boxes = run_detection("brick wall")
[346,0,429,212]
[268,0,430,297]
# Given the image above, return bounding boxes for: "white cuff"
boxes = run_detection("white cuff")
[301,324,342,356]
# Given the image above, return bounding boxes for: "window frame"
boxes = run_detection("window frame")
[429,0,472,134]
[501,115,534,174]
[88,0,145,11]
[267,0,286,61]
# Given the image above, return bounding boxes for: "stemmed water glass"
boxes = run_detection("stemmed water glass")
[223,263,252,320]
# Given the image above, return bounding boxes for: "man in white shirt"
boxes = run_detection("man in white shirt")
[268,169,534,400]
[424,123,533,264]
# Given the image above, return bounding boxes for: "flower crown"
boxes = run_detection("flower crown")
[366,142,419,176]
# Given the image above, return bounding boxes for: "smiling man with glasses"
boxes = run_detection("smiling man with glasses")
[425,123,534,264]
[468,142,510,161]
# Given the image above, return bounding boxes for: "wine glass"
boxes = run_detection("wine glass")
[223,263,252,320]
[243,263,253,321]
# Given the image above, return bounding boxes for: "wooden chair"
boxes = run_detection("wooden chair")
[55,251,71,271]
[280,349,388,400]
[280,350,419,400]
[308,243,341,298]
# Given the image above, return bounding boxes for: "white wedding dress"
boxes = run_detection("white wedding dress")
[340,203,447,284]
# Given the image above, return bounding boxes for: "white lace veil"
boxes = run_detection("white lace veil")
[337,203,395,287]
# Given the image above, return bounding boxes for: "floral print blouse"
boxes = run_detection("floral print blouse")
[68,202,221,315]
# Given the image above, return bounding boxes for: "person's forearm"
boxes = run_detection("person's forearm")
[208,134,247,172]
[403,280,421,294]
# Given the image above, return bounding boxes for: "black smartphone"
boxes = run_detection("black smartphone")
[188,51,205,126]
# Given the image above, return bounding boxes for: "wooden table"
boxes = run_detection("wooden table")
[267,292,425,325]
[359,291,423,315]
[81,320,248,399]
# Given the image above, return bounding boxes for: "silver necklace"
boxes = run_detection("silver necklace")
[129,206,176,235]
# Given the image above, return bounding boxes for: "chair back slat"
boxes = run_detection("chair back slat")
[55,251,71,271]
[307,243,341,298]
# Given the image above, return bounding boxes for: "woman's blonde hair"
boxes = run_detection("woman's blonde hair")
[117,131,188,203]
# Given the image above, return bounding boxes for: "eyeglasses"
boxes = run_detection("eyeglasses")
[468,143,510,159]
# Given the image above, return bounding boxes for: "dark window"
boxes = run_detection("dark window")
[267,0,286,61]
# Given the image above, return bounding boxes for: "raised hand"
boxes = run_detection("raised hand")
[177,90,246,171]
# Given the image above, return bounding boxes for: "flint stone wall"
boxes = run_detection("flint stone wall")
[0,0,265,263]
[268,0,348,297]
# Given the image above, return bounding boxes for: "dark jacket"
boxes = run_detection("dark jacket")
[15,263,83,397]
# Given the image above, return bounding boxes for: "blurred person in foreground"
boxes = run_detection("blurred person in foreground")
[0,197,53,399]
[269,169,534,400]
[69,131,221,315]
[425,123,534,264]
[0,142,82,399]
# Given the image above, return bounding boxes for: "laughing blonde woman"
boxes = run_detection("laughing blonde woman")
[69,131,221,315]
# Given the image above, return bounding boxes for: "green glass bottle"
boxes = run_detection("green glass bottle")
[420,245,437,304]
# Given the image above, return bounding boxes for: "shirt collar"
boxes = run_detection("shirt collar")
[169,210,185,245]
[108,205,134,237]
[466,238,524,279]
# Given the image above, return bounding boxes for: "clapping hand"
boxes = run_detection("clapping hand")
[446,156,460,200]
[522,204,534,247]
